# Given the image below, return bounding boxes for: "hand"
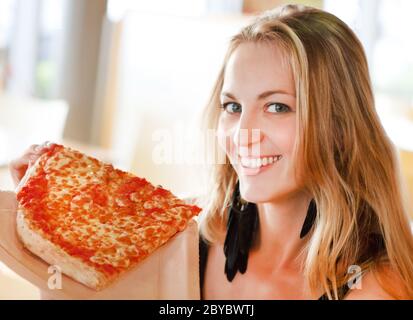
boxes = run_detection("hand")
[9,141,55,187]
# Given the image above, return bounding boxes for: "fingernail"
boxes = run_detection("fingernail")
[45,141,55,149]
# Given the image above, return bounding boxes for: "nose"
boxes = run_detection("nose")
[233,112,264,157]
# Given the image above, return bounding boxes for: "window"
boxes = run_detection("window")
[325,0,413,151]
[0,0,65,98]
[0,0,16,92]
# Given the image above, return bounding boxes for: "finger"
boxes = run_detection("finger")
[10,153,31,169]
[9,159,29,186]
[43,140,56,147]
[20,146,40,159]
[10,149,41,173]
[39,141,56,151]
[32,141,55,154]
[27,144,47,156]
[29,154,40,163]
[40,141,51,148]
[27,144,40,154]
[9,154,41,185]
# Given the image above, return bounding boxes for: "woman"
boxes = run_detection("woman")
[198,5,413,299]
[10,5,413,300]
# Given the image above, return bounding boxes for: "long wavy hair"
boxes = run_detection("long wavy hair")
[198,4,413,299]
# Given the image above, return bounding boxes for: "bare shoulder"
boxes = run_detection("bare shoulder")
[345,265,407,300]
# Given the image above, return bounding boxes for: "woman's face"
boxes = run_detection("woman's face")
[217,41,300,203]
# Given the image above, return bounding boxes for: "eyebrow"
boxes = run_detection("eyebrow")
[221,90,295,100]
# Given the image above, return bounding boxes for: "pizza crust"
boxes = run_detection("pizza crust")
[14,145,202,291]
[16,208,111,290]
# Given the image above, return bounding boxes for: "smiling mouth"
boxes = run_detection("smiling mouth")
[239,155,282,169]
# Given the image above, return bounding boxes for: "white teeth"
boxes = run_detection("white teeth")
[250,158,257,167]
[241,157,250,167]
[240,155,281,169]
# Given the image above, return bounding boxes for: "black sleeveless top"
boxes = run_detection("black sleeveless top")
[199,236,350,300]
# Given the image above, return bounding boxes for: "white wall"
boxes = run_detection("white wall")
[110,13,249,197]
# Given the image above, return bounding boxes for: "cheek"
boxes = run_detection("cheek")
[217,115,237,157]
[266,118,296,155]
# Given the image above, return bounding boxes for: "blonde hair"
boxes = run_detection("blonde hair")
[199,4,413,299]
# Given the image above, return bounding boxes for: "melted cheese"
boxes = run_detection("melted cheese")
[17,144,202,277]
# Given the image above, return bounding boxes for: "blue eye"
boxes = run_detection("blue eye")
[266,103,291,113]
[221,102,242,114]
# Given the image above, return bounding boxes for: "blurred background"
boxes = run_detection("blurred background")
[0,0,412,298]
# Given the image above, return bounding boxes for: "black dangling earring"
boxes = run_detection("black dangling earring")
[223,180,259,282]
[299,199,317,239]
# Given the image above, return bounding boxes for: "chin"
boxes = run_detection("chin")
[239,180,298,204]
[239,183,276,204]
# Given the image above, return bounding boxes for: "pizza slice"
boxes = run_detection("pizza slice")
[16,144,202,290]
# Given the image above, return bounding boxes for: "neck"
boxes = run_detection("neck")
[251,192,313,270]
